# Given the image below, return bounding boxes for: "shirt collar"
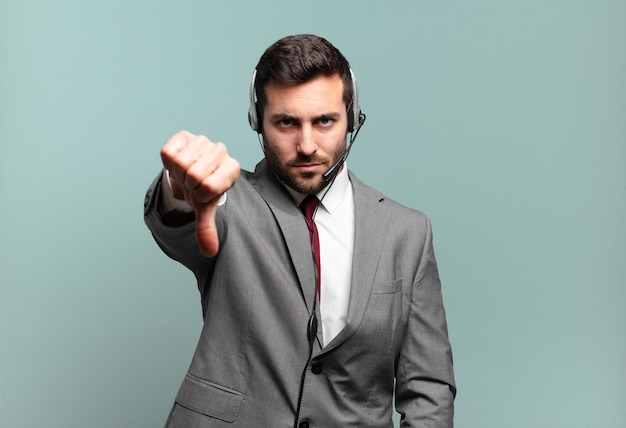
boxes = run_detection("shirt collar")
[286,164,350,215]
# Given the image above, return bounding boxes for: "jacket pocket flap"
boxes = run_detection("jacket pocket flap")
[371,278,402,295]
[176,374,244,423]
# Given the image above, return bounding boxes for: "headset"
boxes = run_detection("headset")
[247,68,364,134]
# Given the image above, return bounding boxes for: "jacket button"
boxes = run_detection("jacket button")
[311,363,323,374]
[298,420,310,428]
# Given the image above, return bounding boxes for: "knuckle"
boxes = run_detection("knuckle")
[160,145,174,161]
[192,134,211,146]
[161,131,189,159]
[212,141,227,156]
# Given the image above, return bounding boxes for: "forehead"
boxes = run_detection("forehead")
[263,74,346,113]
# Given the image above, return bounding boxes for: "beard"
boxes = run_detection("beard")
[264,138,346,194]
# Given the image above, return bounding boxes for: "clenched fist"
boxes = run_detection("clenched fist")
[160,130,241,257]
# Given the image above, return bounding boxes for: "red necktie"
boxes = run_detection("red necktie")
[300,195,321,296]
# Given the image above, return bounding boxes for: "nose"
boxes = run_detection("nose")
[297,124,317,156]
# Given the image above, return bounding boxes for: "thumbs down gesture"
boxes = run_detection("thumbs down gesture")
[160,130,241,257]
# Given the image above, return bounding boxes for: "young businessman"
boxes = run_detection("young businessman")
[144,34,455,428]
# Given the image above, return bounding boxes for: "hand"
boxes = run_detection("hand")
[160,130,240,257]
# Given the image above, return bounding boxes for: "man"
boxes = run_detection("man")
[144,34,455,427]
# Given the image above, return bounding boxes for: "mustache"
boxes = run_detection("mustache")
[289,155,328,166]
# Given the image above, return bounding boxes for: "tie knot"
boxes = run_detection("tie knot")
[300,195,320,221]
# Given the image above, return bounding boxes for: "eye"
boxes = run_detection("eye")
[277,118,293,127]
[318,117,334,127]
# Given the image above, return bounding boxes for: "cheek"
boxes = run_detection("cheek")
[324,132,348,155]
[264,135,293,160]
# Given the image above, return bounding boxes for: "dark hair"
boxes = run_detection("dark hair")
[253,34,353,123]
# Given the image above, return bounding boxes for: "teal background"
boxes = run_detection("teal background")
[1,1,625,427]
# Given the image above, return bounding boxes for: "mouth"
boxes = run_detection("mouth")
[293,163,321,171]
[291,161,325,175]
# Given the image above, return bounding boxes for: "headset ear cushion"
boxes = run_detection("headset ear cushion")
[348,68,361,134]
[248,105,261,133]
[248,69,261,133]
[347,104,355,133]
[248,109,255,131]
[254,104,262,133]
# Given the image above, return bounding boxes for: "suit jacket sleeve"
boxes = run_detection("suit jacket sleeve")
[395,215,456,427]
[143,171,216,276]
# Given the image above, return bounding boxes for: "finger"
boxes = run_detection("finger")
[183,141,228,191]
[170,136,207,183]
[187,149,241,204]
[194,198,220,257]
[160,130,193,172]
[162,133,211,183]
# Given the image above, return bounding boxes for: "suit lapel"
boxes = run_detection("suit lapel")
[321,172,391,353]
[250,161,319,314]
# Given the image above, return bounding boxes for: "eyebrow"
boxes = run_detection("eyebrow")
[268,112,342,122]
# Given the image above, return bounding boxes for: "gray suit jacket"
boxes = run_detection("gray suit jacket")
[144,160,455,427]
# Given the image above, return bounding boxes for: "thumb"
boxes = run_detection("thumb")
[194,198,220,257]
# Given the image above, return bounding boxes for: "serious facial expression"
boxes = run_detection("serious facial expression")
[262,73,348,194]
